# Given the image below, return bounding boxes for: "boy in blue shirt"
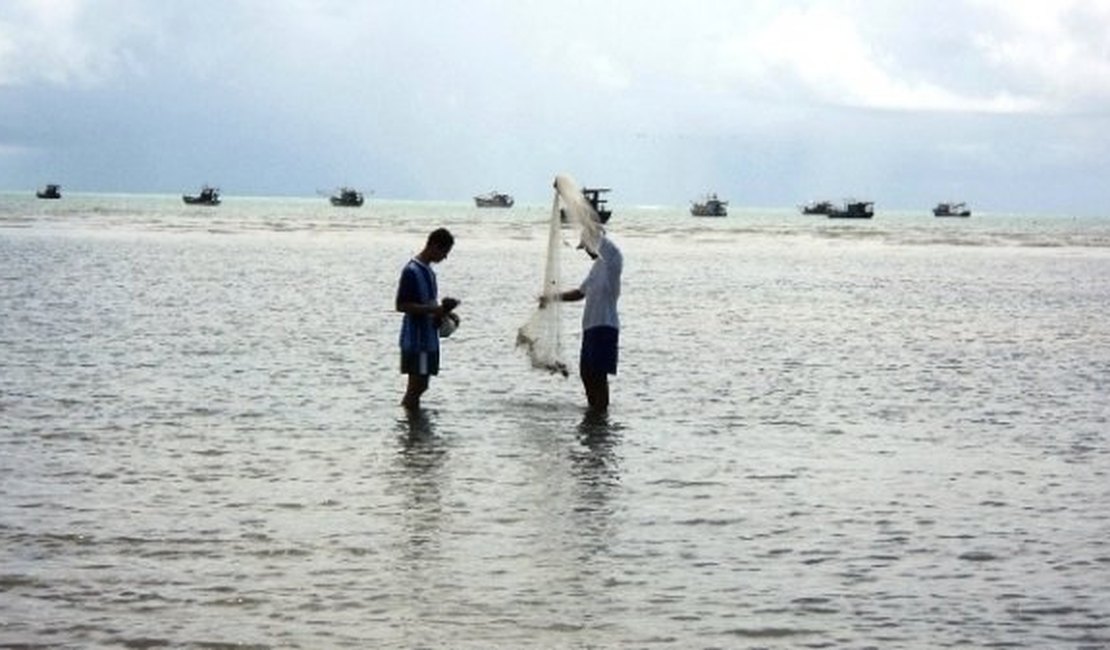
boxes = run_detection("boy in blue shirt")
[395,228,459,410]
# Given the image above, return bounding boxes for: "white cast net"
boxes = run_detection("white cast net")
[516,174,603,377]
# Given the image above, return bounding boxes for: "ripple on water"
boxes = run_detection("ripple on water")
[3,210,1110,648]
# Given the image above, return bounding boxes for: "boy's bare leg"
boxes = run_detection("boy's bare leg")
[402,374,429,410]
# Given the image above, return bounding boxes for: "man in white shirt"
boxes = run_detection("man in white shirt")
[547,233,623,413]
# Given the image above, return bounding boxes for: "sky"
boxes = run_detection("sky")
[2,0,1110,213]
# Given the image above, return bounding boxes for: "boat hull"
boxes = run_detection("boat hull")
[474,195,514,208]
[801,201,834,215]
[183,186,221,206]
[691,194,728,217]
[36,185,62,199]
[328,188,364,207]
[933,202,971,217]
[183,195,220,206]
[690,206,727,217]
[828,202,874,219]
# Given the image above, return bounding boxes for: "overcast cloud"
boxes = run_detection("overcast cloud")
[2,0,1109,213]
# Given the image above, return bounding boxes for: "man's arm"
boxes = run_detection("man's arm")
[539,289,583,308]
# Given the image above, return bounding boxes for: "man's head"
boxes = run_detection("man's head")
[425,228,455,262]
[577,233,599,259]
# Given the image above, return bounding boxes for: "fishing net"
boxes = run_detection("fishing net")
[516,174,602,377]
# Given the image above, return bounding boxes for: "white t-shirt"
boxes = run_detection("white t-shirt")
[579,235,622,330]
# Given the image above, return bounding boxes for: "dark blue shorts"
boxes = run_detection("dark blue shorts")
[581,326,619,375]
[400,350,440,376]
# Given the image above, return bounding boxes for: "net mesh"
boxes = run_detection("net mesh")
[516,174,602,377]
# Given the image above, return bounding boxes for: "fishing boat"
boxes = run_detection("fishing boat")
[329,187,364,207]
[36,184,62,199]
[560,186,612,224]
[183,185,221,205]
[690,193,728,217]
[828,199,874,219]
[933,201,970,217]
[474,191,514,208]
[582,187,612,223]
[801,199,834,215]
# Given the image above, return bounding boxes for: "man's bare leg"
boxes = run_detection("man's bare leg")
[581,370,609,413]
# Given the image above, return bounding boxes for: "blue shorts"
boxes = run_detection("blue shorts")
[400,350,440,376]
[581,326,619,375]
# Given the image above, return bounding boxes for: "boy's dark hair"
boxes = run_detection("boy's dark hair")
[428,228,454,250]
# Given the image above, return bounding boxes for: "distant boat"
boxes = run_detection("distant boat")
[801,200,834,215]
[583,188,612,223]
[828,199,874,219]
[329,187,364,207]
[183,185,221,206]
[560,187,612,224]
[933,201,971,217]
[690,193,728,217]
[560,186,613,224]
[474,191,514,208]
[36,184,62,200]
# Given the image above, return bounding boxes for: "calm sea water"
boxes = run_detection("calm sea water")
[2,194,1109,649]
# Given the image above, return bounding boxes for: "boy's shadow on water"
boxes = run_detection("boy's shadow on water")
[398,407,438,445]
[394,408,451,479]
[393,408,449,493]
[392,408,449,565]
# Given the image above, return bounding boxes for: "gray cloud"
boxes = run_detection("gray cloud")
[2,0,1109,213]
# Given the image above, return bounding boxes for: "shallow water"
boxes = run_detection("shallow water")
[2,195,1109,648]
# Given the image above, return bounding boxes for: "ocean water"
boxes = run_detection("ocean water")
[2,193,1109,649]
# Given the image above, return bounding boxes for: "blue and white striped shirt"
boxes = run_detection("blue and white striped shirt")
[396,258,439,353]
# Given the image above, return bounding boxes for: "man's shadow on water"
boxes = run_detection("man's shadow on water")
[562,410,624,564]
[572,410,623,488]
[577,409,620,445]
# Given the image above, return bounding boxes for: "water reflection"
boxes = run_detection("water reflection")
[388,408,452,646]
[398,407,438,448]
[568,412,623,562]
[574,411,621,488]
[393,408,448,556]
